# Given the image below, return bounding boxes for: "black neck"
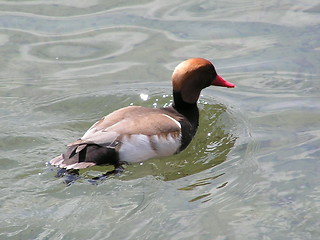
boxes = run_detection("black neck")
[172,90,199,132]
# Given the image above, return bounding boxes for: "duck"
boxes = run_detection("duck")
[50,58,235,178]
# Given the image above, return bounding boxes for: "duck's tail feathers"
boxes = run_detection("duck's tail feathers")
[50,143,118,170]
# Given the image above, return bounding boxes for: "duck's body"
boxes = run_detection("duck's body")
[51,105,194,170]
[50,58,234,175]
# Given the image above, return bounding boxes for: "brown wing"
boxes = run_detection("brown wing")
[68,106,183,146]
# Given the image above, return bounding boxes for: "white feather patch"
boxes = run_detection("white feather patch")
[162,114,181,129]
[119,133,181,163]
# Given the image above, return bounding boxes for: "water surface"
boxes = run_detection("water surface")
[1,0,320,239]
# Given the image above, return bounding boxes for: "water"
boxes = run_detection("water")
[1,0,320,239]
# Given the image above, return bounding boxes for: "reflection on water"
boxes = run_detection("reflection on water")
[1,0,320,239]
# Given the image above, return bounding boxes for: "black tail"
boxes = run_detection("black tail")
[51,143,120,169]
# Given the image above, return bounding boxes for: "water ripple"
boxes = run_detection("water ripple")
[1,0,320,239]
[20,31,149,63]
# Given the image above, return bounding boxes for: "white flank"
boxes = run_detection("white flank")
[119,133,181,163]
[119,135,155,163]
[151,133,181,156]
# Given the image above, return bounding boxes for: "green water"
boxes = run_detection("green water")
[1,0,320,239]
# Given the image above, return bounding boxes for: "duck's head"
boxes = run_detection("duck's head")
[172,58,234,104]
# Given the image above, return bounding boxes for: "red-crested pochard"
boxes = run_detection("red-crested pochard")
[50,58,235,178]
